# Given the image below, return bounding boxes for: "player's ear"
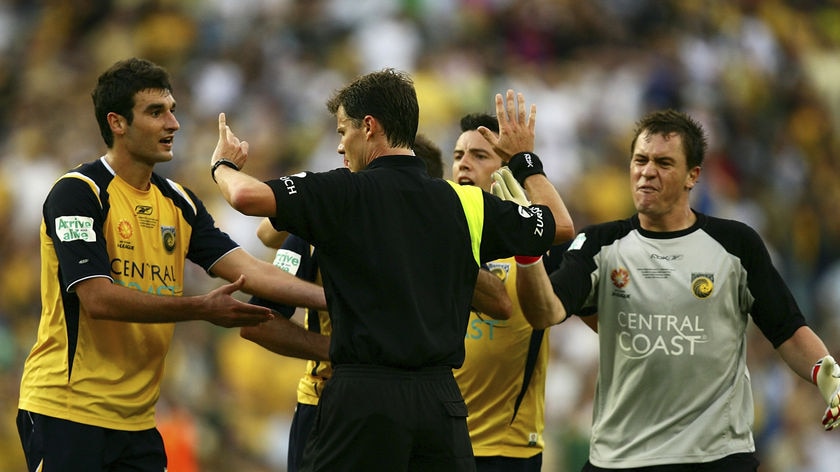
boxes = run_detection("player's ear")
[108,112,127,135]
[686,166,701,189]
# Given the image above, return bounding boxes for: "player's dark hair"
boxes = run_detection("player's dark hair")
[459,113,499,134]
[326,68,418,149]
[413,133,443,178]
[630,109,708,169]
[91,57,173,148]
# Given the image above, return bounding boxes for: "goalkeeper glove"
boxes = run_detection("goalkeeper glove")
[491,167,541,266]
[813,355,840,431]
[491,167,530,206]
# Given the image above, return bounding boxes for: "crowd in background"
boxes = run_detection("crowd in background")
[1,0,840,470]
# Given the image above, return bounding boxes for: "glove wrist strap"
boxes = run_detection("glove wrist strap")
[515,255,542,266]
[813,358,823,385]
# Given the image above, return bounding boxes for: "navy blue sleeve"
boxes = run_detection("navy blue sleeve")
[248,234,316,319]
[45,176,112,288]
[177,186,239,271]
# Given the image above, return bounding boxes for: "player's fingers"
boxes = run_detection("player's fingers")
[505,89,515,122]
[502,167,518,190]
[528,104,537,132]
[222,274,246,294]
[491,181,504,200]
[494,93,506,126]
[517,92,526,124]
[218,113,227,139]
[822,405,840,430]
[478,126,499,146]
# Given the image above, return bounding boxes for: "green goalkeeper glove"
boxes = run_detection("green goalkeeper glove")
[814,355,840,431]
[491,167,543,266]
[491,167,530,206]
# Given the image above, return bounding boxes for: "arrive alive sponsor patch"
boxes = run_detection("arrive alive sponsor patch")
[273,248,302,275]
[55,216,96,242]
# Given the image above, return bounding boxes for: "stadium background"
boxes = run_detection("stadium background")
[1,0,840,470]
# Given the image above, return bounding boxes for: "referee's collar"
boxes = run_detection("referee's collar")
[365,155,427,173]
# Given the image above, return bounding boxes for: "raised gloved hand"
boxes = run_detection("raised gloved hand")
[491,167,530,206]
[814,355,840,431]
[491,167,542,266]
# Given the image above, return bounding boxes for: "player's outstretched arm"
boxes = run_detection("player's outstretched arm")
[515,261,568,330]
[241,317,330,361]
[471,268,512,320]
[211,248,327,311]
[777,327,840,430]
[75,276,273,327]
[257,218,289,249]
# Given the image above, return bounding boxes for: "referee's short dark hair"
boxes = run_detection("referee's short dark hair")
[326,68,419,149]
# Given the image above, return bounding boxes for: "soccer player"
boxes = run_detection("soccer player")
[452,112,574,472]
[515,109,840,471]
[16,57,327,472]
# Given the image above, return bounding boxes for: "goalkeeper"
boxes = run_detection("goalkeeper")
[509,108,839,471]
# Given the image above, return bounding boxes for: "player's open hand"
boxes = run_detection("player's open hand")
[203,275,274,328]
[212,112,249,171]
[478,89,536,163]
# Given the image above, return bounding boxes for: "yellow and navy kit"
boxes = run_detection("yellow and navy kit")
[455,255,556,458]
[19,157,238,431]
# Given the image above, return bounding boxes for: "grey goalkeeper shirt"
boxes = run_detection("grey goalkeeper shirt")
[550,211,806,468]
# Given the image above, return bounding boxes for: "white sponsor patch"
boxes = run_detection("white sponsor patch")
[55,216,96,242]
[569,232,586,251]
[273,248,302,275]
[517,206,532,218]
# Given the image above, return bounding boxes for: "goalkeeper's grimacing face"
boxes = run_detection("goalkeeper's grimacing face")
[452,130,504,192]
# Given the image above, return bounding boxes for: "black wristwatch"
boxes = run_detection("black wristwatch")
[211,159,239,183]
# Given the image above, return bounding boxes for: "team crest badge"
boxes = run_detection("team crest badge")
[610,267,629,289]
[161,226,176,253]
[486,261,510,282]
[691,273,714,299]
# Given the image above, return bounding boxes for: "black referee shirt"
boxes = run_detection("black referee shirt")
[267,155,554,369]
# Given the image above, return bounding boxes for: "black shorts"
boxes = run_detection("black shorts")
[581,452,759,472]
[476,453,543,472]
[288,402,318,472]
[299,364,475,472]
[16,410,166,472]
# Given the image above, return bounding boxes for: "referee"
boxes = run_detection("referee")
[210,70,570,471]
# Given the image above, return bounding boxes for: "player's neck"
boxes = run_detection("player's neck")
[638,207,696,233]
[104,151,153,191]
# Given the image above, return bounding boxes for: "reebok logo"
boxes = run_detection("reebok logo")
[523,153,534,168]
